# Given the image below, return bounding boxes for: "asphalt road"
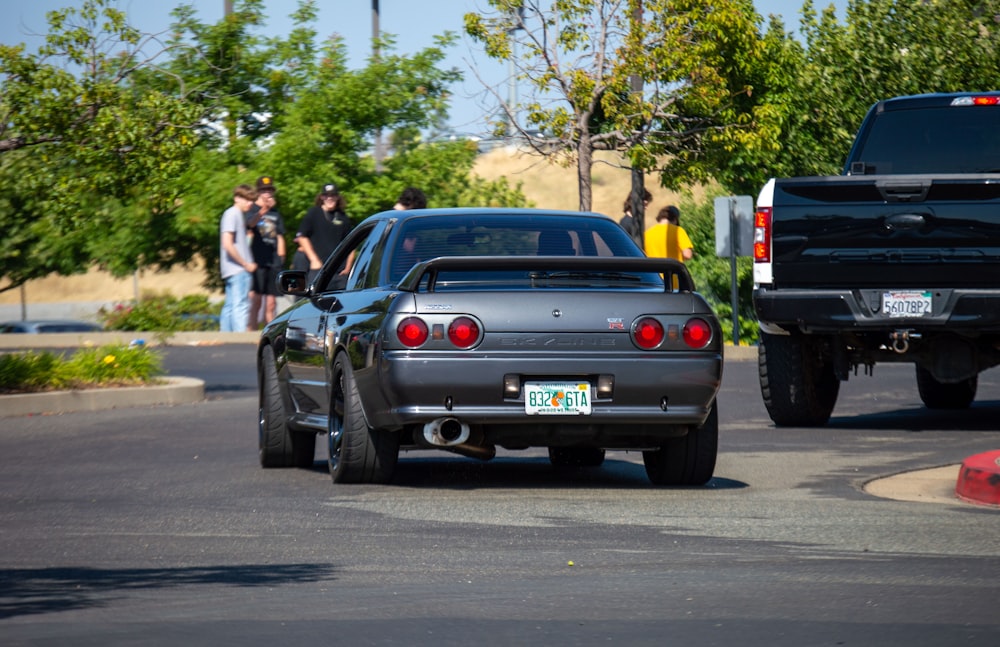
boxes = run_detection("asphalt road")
[1,346,998,646]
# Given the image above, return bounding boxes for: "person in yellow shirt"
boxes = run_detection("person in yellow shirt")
[643,205,693,262]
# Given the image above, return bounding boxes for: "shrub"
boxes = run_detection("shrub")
[0,350,67,393]
[0,344,163,393]
[99,293,220,332]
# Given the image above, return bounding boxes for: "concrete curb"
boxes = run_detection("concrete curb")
[724,344,757,362]
[0,331,260,350]
[1,376,205,417]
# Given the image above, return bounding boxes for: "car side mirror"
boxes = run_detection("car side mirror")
[278,270,309,297]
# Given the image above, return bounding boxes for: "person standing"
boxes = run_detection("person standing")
[219,184,258,332]
[295,183,354,288]
[247,176,286,329]
[644,205,694,262]
[393,186,427,210]
[619,188,652,247]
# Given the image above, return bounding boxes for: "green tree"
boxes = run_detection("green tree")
[737,0,1000,185]
[0,0,202,293]
[167,11,528,287]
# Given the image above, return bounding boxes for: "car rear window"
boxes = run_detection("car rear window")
[388,214,641,283]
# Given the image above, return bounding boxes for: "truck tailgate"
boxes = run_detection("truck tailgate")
[770,175,1000,288]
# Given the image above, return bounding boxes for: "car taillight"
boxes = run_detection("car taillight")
[683,318,713,349]
[396,317,429,347]
[447,316,480,349]
[754,206,771,263]
[633,317,665,349]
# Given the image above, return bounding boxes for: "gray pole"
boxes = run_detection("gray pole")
[628,1,645,245]
[373,0,384,172]
[505,8,525,137]
[729,198,740,346]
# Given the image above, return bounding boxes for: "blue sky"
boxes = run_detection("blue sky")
[2,1,845,135]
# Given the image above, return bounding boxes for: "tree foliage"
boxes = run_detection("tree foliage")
[1,0,527,294]
[735,0,1000,185]
[464,0,778,210]
[0,0,202,293]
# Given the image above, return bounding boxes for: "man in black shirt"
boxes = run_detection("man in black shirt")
[295,182,354,289]
[247,176,286,328]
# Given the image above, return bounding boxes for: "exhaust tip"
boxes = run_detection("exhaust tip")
[422,418,470,446]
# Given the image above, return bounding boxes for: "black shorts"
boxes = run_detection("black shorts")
[252,265,282,296]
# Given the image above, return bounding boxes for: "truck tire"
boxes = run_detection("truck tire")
[759,332,839,427]
[258,347,316,468]
[328,351,399,484]
[915,365,977,409]
[643,400,718,486]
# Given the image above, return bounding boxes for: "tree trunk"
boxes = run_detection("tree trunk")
[577,131,594,211]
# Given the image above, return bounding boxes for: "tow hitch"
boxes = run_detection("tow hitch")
[890,329,921,354]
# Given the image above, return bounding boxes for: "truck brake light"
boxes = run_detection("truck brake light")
[753,206,772,263]
[951,96,1000,106]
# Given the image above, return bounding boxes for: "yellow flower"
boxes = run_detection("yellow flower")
[103,354,116,364]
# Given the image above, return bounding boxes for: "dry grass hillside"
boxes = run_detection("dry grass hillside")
[0,147,692,306]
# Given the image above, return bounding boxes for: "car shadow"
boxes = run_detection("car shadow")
[307,455,747,490]
[0,563,338,619]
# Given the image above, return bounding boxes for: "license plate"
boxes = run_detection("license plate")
[525,382,591,415]
[881,291,932,317]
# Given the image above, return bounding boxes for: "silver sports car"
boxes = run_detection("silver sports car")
[257,208,723,485]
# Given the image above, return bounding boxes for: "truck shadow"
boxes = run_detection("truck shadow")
[826,400,1000,431]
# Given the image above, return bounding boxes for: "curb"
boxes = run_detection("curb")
[724,344,757,362]
[955,451,1000,507]
[1,376,205,417]
[0,331,260,350]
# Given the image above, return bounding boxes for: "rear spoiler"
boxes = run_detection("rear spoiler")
[397,256,695,293]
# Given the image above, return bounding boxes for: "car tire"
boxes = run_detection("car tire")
[258,347,315,468]
[328,351,399,484]
[548,447,606,468]
[915,365,977,409]
[642,400,718,486]
[759,331,839,427]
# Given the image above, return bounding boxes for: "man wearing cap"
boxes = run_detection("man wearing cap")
[295,183,354,288]
[246,176,286,328]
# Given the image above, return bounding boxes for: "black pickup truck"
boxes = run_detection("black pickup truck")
[753,92,1000,426]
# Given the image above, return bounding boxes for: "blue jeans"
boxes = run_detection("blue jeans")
[220,270,251,332]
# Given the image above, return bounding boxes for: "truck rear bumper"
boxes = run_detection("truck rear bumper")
[754,287,1000,333]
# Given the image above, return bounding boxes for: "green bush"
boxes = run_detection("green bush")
[0,344,163,393]
[0,350,66,392]
[99,293,220,332]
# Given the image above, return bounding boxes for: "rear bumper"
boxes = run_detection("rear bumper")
[366,351,722,431]
[754,287,1000,333]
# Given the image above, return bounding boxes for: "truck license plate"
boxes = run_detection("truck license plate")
[881,291,932,317]
[525,383,591,415]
